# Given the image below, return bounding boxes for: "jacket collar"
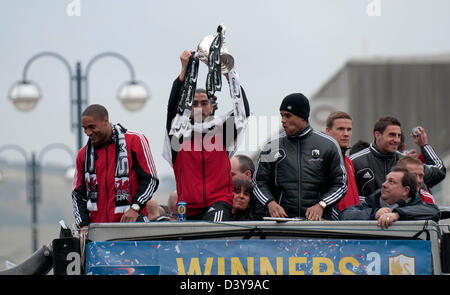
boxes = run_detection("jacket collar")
[341,146,349,157]
[366,188,421,208]
[290,124,313,139]
[369,142,398,159]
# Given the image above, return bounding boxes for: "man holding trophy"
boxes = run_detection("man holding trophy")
[164,25,250,221]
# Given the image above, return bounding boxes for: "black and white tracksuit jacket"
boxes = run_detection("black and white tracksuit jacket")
[350,142,446,199]
[253,125,348,220]
[339,188,440,222]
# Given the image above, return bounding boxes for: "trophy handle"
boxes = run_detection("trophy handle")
[220,54,234,74]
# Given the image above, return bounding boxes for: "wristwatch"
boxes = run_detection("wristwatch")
[318,201,327,209]
[131,203,140,212]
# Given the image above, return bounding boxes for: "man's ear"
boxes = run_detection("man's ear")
[402,186,411,199]
[374,131,382,142]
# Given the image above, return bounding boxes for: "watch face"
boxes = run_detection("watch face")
[132,204,140,211]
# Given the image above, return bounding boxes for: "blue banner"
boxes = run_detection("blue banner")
[85,239,431,275]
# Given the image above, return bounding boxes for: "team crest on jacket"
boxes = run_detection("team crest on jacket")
[311,149,320,158]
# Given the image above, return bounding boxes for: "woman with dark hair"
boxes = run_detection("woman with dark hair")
[231,179,255,221]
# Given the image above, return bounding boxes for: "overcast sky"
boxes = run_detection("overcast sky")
[1,0,450,177]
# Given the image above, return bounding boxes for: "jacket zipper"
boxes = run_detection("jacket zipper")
[227,167,231,193]
[202,150,207,207]
[385,160,389,179]
[179,168,182,197]
[297,139,302,217]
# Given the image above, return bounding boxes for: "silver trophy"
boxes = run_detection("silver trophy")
[196,25,234,74]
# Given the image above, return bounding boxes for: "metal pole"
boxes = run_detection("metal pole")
[83,51,137,104]
[0,145,36,253]
[76,62,83,151]
[19,52,78,152]
[30,152,38,253]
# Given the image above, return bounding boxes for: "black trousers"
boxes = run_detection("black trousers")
[187,201,232,222]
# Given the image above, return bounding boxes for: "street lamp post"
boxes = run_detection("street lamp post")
[29,151,38,252]
[8,51,151,151]
[0,143,75,253]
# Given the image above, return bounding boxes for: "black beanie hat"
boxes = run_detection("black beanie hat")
[279,93,310,122]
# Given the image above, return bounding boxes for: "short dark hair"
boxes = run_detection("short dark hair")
[373,115,401,135]
[233,178,253,195]
[349,140,369,155]
[235,154,255,176]
[326,111,352,129]
[82,104,109,121]
[195,88,217,114]
[390,166,417,198]
[195,88,208,96]
[233,178,255,218]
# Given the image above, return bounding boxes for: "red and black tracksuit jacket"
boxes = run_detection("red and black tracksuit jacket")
[72,131,158,227]
[336,155,360,211]
[166,77,249,217]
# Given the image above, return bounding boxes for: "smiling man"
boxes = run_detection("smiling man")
[339,166,440,228]
[350,116,445,200]
[72,104,159,230]
[350,116,403,199]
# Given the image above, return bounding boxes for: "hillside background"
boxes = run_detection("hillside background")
[0,159,175,269]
